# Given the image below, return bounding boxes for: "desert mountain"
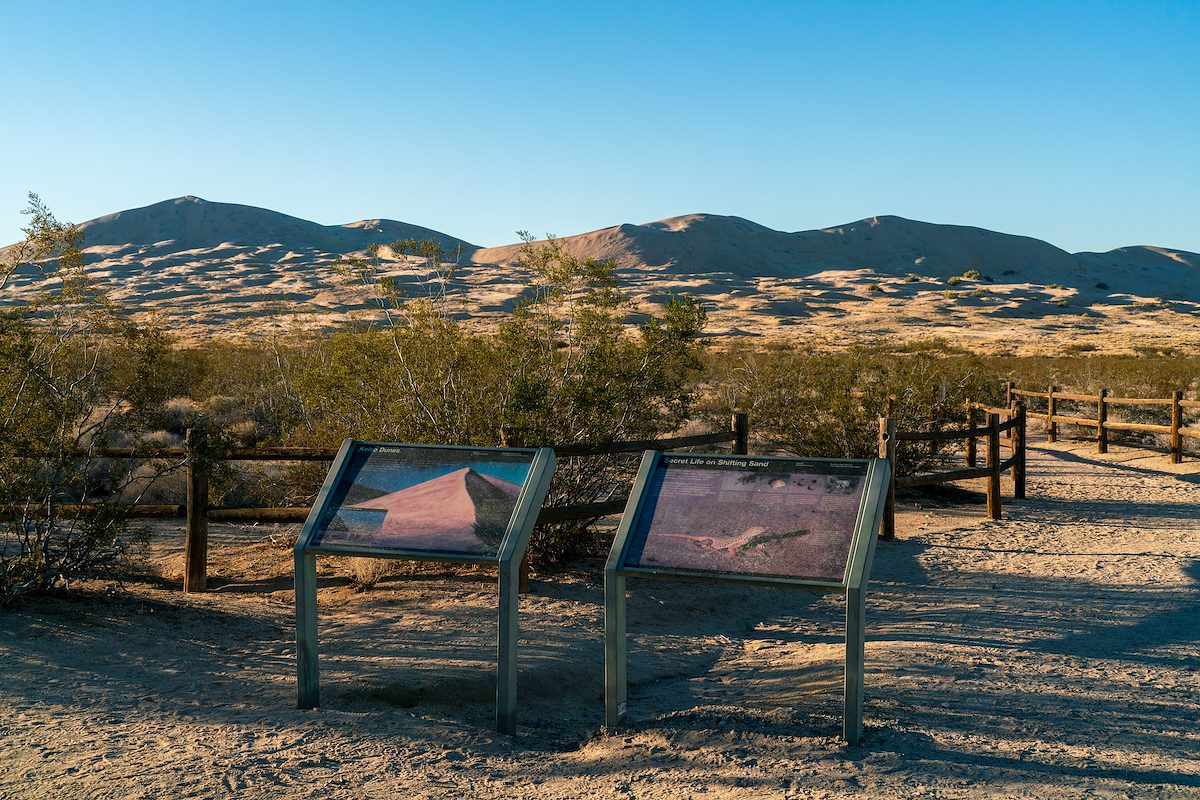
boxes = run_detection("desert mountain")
[473,213,1198,299]
[66,194,477,253]
[74,195,476,254]
[2,197,1197,354]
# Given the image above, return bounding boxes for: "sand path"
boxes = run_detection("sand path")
[1,441,1197,799]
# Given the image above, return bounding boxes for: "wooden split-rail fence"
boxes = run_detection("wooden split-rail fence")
[875,380,1199,538]
[1007,383,1200,463]
[877,402,1027,539]
[31,414,750,593]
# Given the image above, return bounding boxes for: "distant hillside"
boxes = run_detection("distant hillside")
[74,195,477,255]
[2,197,1197,355]
[474,213,1199,300]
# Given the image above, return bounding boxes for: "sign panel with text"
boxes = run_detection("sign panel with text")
[620,455,870,583]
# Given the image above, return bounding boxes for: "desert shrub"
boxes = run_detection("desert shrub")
[947,275,963,285]
[963,269,982,280]
[867,283,883,292]
[0,195,180,604]
[347,556,394,591]
[494,235,707,564]
[705,343,998,476]
[887,338,972,356]
[903,274,920,282]
[266,235,707,565]
[997,355,1200,400]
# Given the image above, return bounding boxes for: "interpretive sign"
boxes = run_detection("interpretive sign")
[294,441,556,735]
[605,451,889,744]
[620,455,869,583]
[302,443,538,557]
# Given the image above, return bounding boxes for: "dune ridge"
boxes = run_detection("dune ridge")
[2,196,1197,354]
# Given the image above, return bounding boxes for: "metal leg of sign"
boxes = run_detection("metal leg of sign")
[843,585,865,745]
[295,550,320,709]
[496,558,520,736]
[604,570,628,729]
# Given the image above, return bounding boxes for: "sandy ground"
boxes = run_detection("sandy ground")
[1,439,1198,799]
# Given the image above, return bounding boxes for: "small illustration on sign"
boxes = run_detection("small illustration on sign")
[309,445,534,555]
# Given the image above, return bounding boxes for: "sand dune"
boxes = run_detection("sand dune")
[75,195,476,254]
[2,197,1197,354]
[475,213,1198,298]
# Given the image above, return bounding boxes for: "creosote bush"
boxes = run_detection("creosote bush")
[263,234,707,565]
[702,342,999,476]
[1,195,178,605]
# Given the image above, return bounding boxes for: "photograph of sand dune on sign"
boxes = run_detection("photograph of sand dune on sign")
[625,460,868,581]
[310,446,533,556]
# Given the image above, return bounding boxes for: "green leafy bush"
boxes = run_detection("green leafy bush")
[703,344,998,476]
[269,235,708,565]
[0,196,172,604]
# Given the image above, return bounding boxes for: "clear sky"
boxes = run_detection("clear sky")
[2,1,1197,253]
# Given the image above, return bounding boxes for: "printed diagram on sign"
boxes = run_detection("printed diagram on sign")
[626,460,867,582]
[311,447,533,556]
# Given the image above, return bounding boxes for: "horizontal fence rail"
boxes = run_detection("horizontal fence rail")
[877,401,1027,540]
[1007,383,1197,463]
[13,413,750,593]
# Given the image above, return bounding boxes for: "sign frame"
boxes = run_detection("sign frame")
[603,450,889,744]
[294,440,556,735]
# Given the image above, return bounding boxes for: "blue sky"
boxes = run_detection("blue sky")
[2,1,1197,253]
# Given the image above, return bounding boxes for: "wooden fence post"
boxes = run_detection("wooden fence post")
[1013,402,1027,499]
[732,412,749,455]
[1047,385,1058,442]
[1005,395,1015,447]
[1170,391,1183,464]
[965,403,977,467]
[518,553,532,593]
[1005,381,1015,409]
[1097,388,1109,454]
[183,428,210,593]
[986,413,1002,520]
[878,416,897,539]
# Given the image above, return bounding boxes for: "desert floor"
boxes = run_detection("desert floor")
[1,439,1198,799]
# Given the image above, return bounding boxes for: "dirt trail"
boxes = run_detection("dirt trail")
[1,441,1197,799]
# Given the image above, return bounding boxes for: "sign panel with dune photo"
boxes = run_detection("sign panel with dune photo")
[621,455,869,582]
[307,444,535,556]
